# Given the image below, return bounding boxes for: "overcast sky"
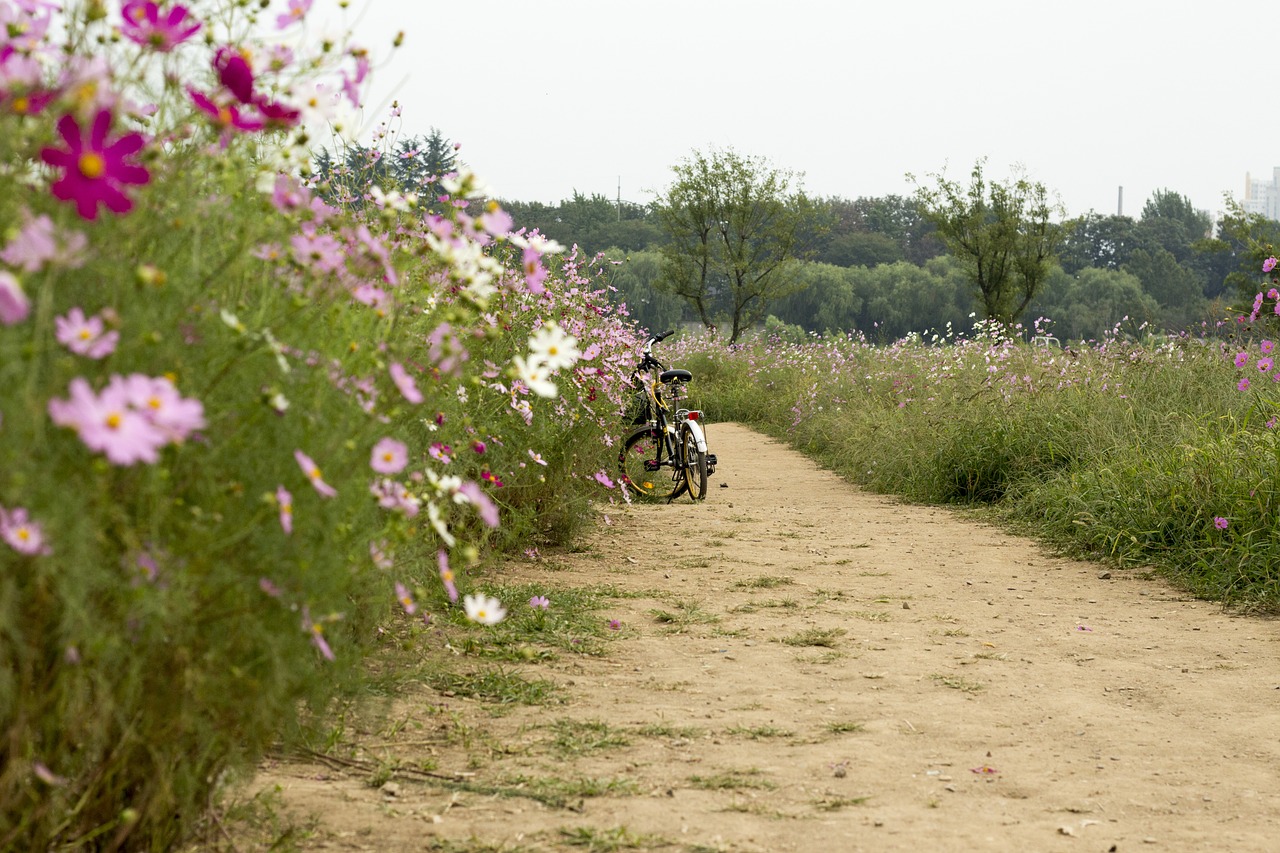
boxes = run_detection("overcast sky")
[340,0,1272,221]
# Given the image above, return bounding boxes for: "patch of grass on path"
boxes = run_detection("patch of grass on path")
[779,628,846,647]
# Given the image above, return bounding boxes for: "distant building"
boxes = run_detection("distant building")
[1244,169,1280,221]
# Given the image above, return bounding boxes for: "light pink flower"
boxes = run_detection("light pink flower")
[370,437,408,474]
[48,377,168,465]
[0,506,51,555]
[275,0,312,29]
[294,449,337,498]
[276,485,293,534]
[389,362,423,403]
[0,272,29,325]
[55,307,119,359]
[593,470,615,489]
[0,213,87,272]
[1265,257,1278,273]
[438,550,458,602]
[457,481,499,527]
[395,582,416,615]
[120,0,202,51]
[113,374,204,441]
[301,606,334,661]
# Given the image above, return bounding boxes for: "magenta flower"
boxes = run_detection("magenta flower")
[55,307,119,359]
[1259,358,1274,373]
[1238,378,1251,392]
[188,88,265,134]
[40,110,150,220]
[389,362,423,404]
[294,449,338,498]
[395,582,417,615]
[120,1,202,51]
[1234,351,1249,368]
[1262,340,1275,355]
[213,46,256,104]
[370,437,408,474]
[0,272,30,326]
[1265,257,1278,273]
[1213,517,1229,530]
[0,506,51,556]
[438,550,458,602]
[471,440,487,455]
[276,485,293,534]
[607,619,621,631]
[428,442,452,464]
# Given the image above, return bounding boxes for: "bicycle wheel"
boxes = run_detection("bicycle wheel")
[679,424,708,501]
[619,427,673,500]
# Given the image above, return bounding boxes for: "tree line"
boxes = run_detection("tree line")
[315,136,1280,343]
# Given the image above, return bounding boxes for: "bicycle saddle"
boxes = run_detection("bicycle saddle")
[660,369,692,383]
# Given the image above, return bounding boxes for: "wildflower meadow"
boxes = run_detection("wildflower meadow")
[0,1,639,848]
[678,309,1280,609]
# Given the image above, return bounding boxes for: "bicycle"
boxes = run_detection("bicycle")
[617,330,717,502]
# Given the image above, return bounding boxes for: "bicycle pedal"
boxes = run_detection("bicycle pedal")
[643,460,662,472]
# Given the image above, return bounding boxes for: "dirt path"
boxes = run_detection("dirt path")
[249,423,1280,852]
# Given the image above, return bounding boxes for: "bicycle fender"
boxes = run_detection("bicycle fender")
[685,420,708,453]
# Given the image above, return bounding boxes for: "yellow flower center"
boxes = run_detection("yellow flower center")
[476,609,487,620]
[382,452,394,463]
[78,152,105,179]
[309,467,321,480]
[78,329,92,340]
[12,96,29,115]
[148,397,162,410]
[105,412,122,429]
[17,528,30,542]
[441,570,453,582]
[217,106,232,125]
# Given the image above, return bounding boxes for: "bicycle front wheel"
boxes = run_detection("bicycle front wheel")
[619,427,674,500]
[679,424,708,501]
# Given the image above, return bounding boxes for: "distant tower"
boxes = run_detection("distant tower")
[1118,186,1123,217]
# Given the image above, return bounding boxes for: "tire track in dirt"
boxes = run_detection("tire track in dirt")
[250,423,1280,852]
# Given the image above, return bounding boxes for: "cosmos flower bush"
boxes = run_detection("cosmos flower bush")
[0,1,637,848]
[682,311,1280,606]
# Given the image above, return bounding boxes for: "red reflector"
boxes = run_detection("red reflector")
[688,411,700,420]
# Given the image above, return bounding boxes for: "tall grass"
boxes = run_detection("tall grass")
[678,323,1280,609]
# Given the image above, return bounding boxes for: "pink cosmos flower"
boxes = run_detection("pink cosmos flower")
[438,550,458,602]
[0,213,87,272]
[370,479,420,516]
[395,582,416,615]
[593,470,615,489]
[428,443,452,464]
[48,376,168,465]
[1262,340,1275,355]
[1238,378,1251,392]
[522,245,548,294]
[275,0,312,29]
[301,606,334,661]
[529,595,550,610]
[294,449,338,498]
[188,88,265,136]
[458,481,499,527]
[54,307,119,359]
[39,110,150,220]
[0,506,51,555]
[120,1,202,51]
[276,485,293,534]
[1213,516,1229,530]
[1259,358,1274,373]
[389,362,423,403]
[0,272,30,326]
[213,46,256,104]
[1234,351,1249,368]
[370,437,408,474]
[114,374,205,442]
[1265,257,1278,273]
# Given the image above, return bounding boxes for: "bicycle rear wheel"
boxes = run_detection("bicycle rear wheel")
[619,427,674,500]
[679,424,708,501]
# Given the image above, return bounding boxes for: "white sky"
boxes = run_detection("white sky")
[337,0,1274,221]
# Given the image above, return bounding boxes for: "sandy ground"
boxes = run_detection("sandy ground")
[246,423,1280,853]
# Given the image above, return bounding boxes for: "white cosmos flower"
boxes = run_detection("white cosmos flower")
[528,321,580,372]
[512,354,558,399]
[463,593,506,625]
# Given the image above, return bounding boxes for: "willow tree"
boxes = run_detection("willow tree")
[912,159,1065,327]
[655,148,814,342]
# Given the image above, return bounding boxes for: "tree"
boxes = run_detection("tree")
[598,248,688,334]
[912,160,1066,326]
[1057,212,1151,274]
[655,148,817,343]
